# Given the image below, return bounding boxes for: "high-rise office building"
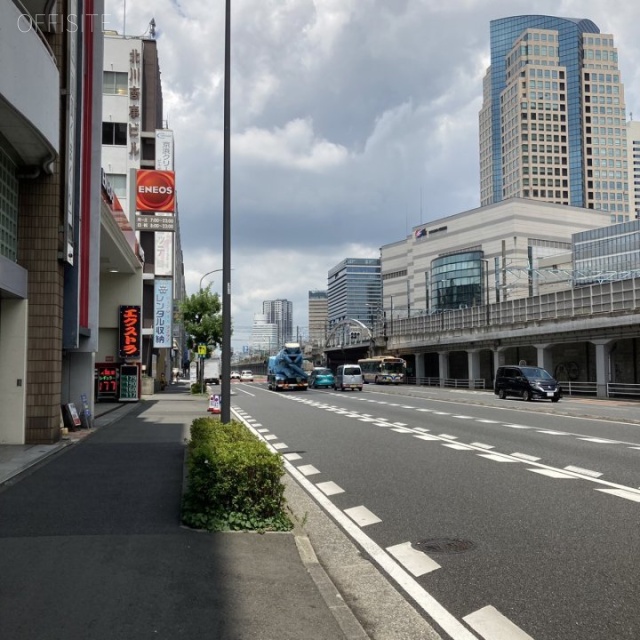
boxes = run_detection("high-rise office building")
[308,290,328,346]
[327,258,382,328]
[480,15,629,222]
[262,299,293,346]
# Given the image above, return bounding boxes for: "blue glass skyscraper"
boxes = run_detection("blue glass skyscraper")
[479,15,629,221]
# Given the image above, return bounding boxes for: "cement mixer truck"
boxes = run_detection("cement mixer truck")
[267,343,309,391]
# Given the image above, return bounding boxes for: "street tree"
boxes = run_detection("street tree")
[180,285,224,355]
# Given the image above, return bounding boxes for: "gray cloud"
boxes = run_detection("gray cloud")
[104,0,640,348]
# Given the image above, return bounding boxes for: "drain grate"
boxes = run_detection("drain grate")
[413,538,476,554]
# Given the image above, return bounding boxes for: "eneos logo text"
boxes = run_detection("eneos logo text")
[136,170,176,213]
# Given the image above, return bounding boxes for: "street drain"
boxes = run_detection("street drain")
[413,538,476,554]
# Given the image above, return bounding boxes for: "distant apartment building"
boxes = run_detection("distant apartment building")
[262,299,293,346]
[308,290,328,346]
[250,314,279,354]
[480,15,629,222]
[327,258,382,328]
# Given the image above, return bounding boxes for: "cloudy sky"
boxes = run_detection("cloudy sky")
[103,0,640,351]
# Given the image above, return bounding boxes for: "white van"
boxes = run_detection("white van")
[334,364,363,391]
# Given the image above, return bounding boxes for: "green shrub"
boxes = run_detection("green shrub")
[190,382,205,394]
[182,418,293,532]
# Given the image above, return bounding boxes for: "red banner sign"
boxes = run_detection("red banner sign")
[135,170,176,213]
[119,305,141,359]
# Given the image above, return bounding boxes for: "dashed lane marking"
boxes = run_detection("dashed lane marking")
[386,542,441,577]
[596,488,640,502]
[564,465,602,478]
[528,469,576,479]
[344,505,382,527]
[316,481,345,496]
[283,453,302,461]
[297,464,321,476]
[463,604,534,639]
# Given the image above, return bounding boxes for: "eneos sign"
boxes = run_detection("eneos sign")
[136,170,176,213]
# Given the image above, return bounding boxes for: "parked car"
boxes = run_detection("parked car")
[308,367,335,389]
[231,370,241,380]
[334,364,363,391]
[240,370,254,382]
[494,365,562,402]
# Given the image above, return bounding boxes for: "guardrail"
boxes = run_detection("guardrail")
[606,382,640,399]
[408,377,486,389]
[560,381,598,396]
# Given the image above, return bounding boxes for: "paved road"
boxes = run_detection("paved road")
[230,382,640,640]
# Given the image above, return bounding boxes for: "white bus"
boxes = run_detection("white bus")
[357,356,406,385]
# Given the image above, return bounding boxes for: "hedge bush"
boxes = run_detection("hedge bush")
[182,417,293,532]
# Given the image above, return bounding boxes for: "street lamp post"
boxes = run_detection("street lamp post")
[199,268,223,291]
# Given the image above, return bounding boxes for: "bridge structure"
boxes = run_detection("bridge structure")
[323,277,640,399]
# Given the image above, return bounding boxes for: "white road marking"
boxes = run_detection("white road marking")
[344,505,382,527]
[511,452,540,462]
[297,464,321,476]
[471,442,495,450]
[386,542,441,577]
[358,417,378,422]
[401,405,415,409]
[417,408,432,412]
[252,423,263,427]
[564,465,602,478]
[283,453,302,461]
[537,430,568,436]
[596,488,640,502]
[443,444,473,450]
[264,434,277,440]
[316,481,345,496]
[503,423,530,429]
[415,434,441,441]
[477,454,517,463]
[235,410,494,640]
[391,427,414,433]
[257,428,269,433]
[272,442,288,450]
[393,422,408,426]
[234,388,255,396]
[463,605,534,639]
[439,434,457,439]
[578,437,620,444]
[453,415,473,419]
[415,427,430,432]
[374,422,392,427]
[433,411,450,415]
[477,419,499,423]
[528,469,576,479]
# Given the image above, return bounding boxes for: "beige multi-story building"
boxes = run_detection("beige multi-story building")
[308,290,328,347]
[480,16,629,223]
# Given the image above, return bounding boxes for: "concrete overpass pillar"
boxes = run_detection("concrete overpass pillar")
[414,353,425,383]
[467,350,481,389]
[492,346,507,377]
[534,344,554,373]
[593,339,613,398]
[438,352,449,387]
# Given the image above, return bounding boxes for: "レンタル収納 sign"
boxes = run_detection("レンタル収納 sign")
[154,280,173,348]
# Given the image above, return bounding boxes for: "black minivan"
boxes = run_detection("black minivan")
[494,365,562,402]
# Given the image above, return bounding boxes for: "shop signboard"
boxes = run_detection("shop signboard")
[119,364,140,402]
[119,305,141,359]
[96,365,118,401]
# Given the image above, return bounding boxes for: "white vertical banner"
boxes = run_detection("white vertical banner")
[155,130,174,171]
[154,279,173,348]
[155,232,173,276]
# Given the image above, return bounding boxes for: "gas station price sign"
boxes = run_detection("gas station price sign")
[97,366,118,400]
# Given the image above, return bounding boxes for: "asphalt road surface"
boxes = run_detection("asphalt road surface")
[229,381,640,640]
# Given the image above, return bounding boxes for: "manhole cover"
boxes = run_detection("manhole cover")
[413,538,476,554]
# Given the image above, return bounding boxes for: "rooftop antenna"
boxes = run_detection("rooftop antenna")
[420,186,423,224]
[123,0,126,35]
[149,17,156,38]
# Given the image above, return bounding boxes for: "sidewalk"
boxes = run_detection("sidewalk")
[0,383,371,640]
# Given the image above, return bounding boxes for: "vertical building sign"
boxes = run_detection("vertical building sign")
[129,46,141,158]
[155,129,174,171]
[119,305,141,359]
[154,279,173,348]
[155,230,173,276]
